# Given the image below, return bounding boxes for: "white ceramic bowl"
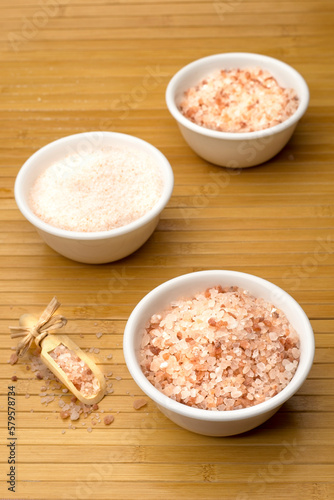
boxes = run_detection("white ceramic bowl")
[15,132,174,264]
[166,53,309,168]
[124,270,314,436]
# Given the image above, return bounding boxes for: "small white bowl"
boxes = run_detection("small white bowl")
[124,270,314,436]
[15,132,174,264]
[166,53,309,168]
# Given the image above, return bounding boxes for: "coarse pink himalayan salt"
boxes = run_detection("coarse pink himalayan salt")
[140,286,300,411]
[49,344,100,397]
[29,147,163,232]
[179,68,299,133]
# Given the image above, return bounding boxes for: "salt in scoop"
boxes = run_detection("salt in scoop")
[9,297,106,405]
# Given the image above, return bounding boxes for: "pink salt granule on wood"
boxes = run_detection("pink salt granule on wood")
[103,415,114,425]
[179,68,299,133]
[29,147,163,232]
[133,398,147,410]
[8,353,18,365]
[140,286,300,411]
[49,344,100,397]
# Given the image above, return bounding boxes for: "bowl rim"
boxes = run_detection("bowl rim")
[165,52,310,141]
[14,131,174,241]
[123,270,315,422]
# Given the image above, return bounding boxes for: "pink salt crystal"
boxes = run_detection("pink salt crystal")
[96,332,103,339]
[25,394,30,399]
[11,375,18,382]
[87,427,92,433]
[36,372,43,380]
[107,354,113,359]
[140,285,300,412]
[93,348,100,354]
[49,344,100,398]
[29,148,163,233]
[133,399,147,410]
[9,353,18,365]
[292,348,300,359]
[269,332,279,341]
[180,68,299,133]
[103,415,114,425]
[41,396,54,405]
[70,410,80,421]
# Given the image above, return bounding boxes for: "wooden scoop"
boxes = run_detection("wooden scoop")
[17,311,106,405]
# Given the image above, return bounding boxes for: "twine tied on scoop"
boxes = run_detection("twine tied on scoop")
[9,297,67,357]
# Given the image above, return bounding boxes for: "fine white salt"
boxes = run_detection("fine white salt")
[29,147,163,232]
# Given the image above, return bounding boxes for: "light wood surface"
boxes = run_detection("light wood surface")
[1,0,334,499]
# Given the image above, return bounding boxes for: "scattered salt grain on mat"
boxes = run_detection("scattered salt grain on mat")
[25,394,30,399]
[140,286,300,411]
[104,415,114,425]
[12,347,105,428]
[180,68,299,133]
[49,344,100,397]
[29,147,163,232]
[87,427,92,433]
[9,353,18,365]
[96,332,103,339]
[133,399,147,410]
[70,408,80,421]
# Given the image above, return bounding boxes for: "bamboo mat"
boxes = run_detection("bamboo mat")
[1,0,334,499]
